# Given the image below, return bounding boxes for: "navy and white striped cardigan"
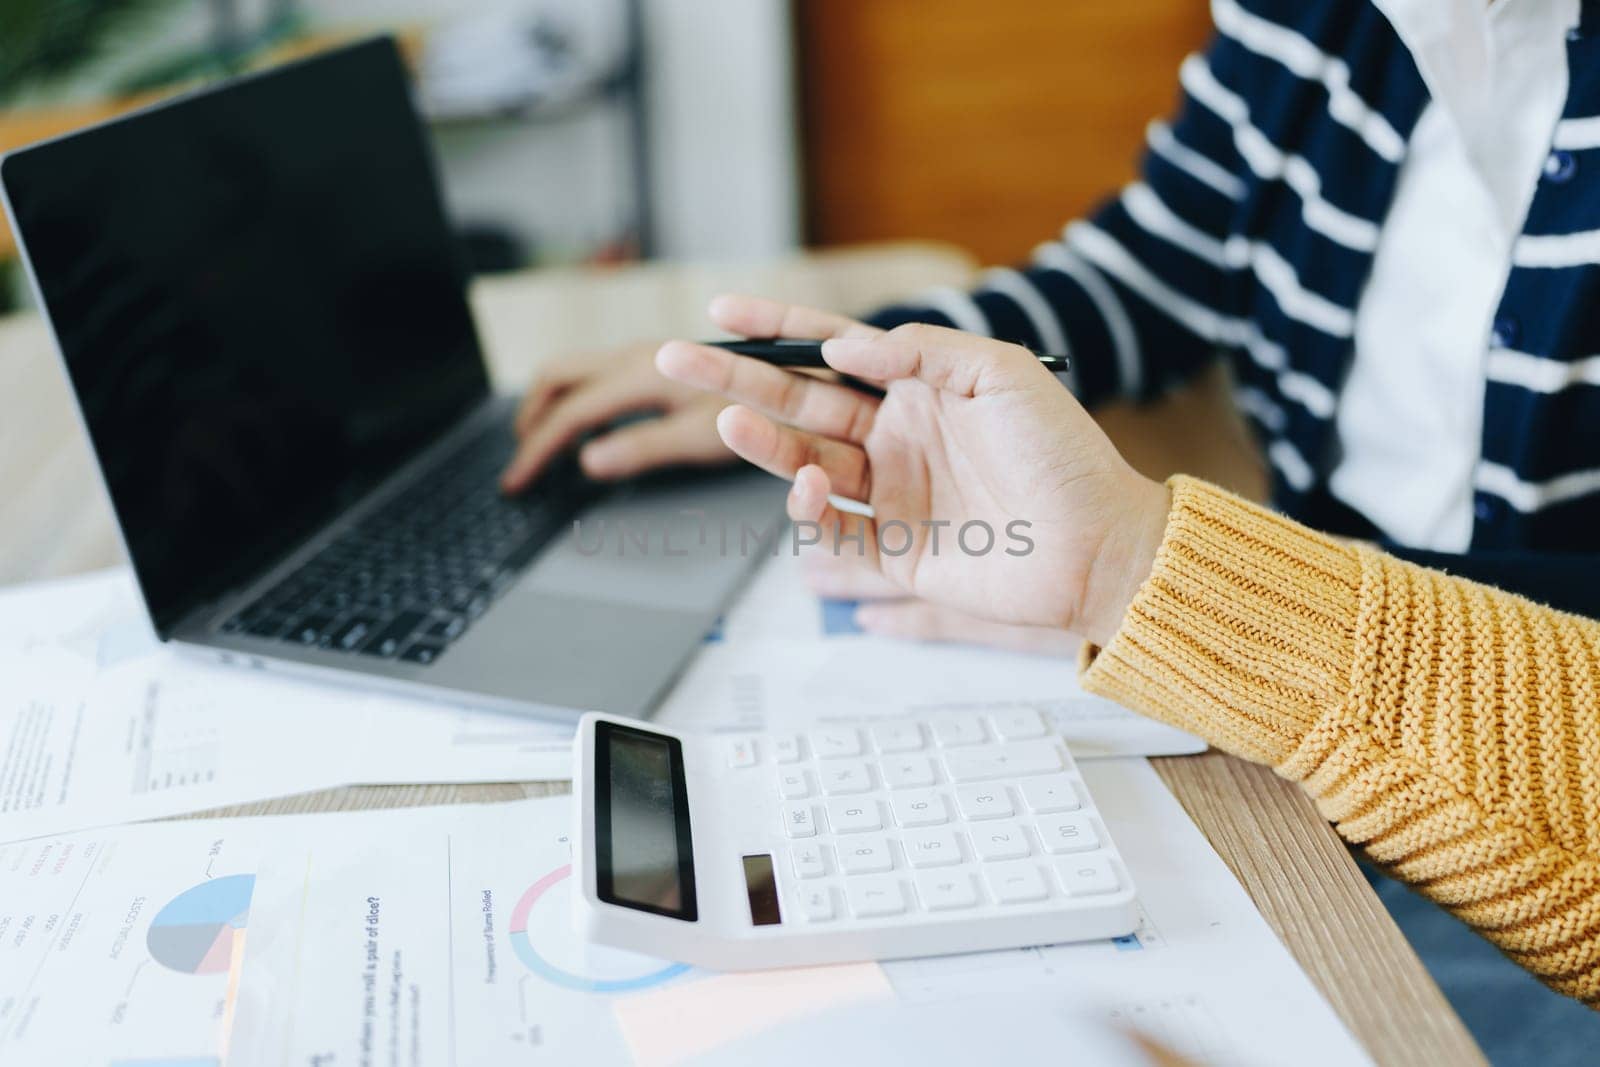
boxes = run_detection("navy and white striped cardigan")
[865,0,1600,615]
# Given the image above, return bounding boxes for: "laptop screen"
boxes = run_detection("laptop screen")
[2,39,491,636]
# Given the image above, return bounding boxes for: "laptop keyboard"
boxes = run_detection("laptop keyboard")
[220,423,593,666]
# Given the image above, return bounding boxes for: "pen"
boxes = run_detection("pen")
[709,338,1072,375]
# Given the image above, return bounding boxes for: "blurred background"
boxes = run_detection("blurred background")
[0,0,1208,312]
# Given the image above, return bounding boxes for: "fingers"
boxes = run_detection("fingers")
[657,341,879,444]
[513,355,597,438]
[786,465,882,573]
[853,600,1083,658]
[576,406,730,481]
[801,551,903,600]
[716,405,872,501]
[821,323,1050,398]
[707,294,882,342]
[501,375,667,492]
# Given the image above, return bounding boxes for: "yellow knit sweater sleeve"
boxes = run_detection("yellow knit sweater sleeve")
[1080,476,1600,1005]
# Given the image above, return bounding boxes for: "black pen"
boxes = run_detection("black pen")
[709,338,1072,375]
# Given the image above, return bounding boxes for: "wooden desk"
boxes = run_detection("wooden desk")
[0,245,1483,1066]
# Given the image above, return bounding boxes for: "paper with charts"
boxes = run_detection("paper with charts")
[0,570,575,843]
[223,762,1358,1066]
[655,555,1205,758]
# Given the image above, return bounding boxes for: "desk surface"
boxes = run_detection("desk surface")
[0,244,1484,1066]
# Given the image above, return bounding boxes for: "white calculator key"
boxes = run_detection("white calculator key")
[772,734,803,764]
[930,713,987,747]
[727,738,757,767]
[972,821,1032,862]
[1020,773,1081,813]
[890,790,949,827]
[914,871,980,911]
[783,803,817,838]
[791,843,827,879]
[846,876,906,917]
[988,707,1048,739]
[1035,813,1099,854]
[984,861,1049,904]
[819,760,873,795]
[944,741,1062,782]
[777,768,812,799]
[826,799,883,834]
[902,828,964,868]
[871,720,925,753]
[954,783,1014,820]
[797,885,835,921]
[839,836,895,875]
[810,727,863,759]
[881,755,937,789]
[1054,854,1120,896]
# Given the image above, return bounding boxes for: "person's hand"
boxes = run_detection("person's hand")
[657,298,1171,647]
[802,550,1081,658]
[501,341,732,492]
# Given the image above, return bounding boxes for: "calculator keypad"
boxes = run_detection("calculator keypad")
[758,712,1120,924]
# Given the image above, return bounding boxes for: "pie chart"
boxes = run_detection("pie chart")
[508,864,688,993]
[146,874,254,975]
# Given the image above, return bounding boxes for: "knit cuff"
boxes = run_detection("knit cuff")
[1080,476,1364,766]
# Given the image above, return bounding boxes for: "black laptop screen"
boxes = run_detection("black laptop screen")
[1,39,490,636]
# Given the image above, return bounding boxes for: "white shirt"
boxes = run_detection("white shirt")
[1328,0,1578,550]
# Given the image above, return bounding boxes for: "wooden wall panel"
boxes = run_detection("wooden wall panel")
[796,1,1213,264]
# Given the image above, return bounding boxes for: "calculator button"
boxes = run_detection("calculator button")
[819,760,873,795]
[1035,813,1099,854]
[791,843,827,879]
[954,784,1014,820]
[1020,773,1080,813]
[972,822,1032,862]
[846,876,906,917]
[773,734,803,763]
[838,835,894,875]
[797,885,835,921]
[881,755,937,789]
[1054,854,1120,896]
[988,707,1047,739]
[871,720,925,753]
[930,713,987,747]
[783,804,817,838]
[914,871,979,911]
[727,738,757,767]
[943,741,1062,782]
[826,799,883,834]
[984,862,1049,904]
[890,790,949,827]
[902,828,964,868]
[777,768,812,799]
[810,727,863,759]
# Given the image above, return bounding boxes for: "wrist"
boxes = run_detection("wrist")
[1077,476,1170,648]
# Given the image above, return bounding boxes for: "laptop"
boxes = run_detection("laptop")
[0,37,783,719]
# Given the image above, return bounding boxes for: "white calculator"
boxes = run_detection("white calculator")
[572,709,1137,970]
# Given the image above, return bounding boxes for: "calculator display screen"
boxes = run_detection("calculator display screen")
[594,722,698,921]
